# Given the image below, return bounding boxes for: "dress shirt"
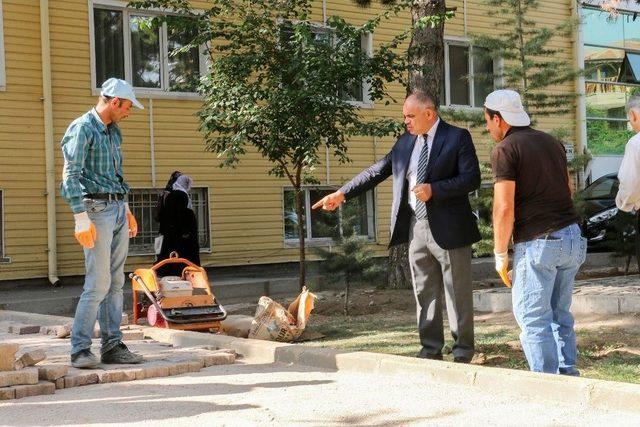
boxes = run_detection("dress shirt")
[406,118,440,211]
[616,132,640,213]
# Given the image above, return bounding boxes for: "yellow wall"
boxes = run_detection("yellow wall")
[0,0,577,281]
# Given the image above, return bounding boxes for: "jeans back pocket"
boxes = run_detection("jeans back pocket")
[532,238,563,270]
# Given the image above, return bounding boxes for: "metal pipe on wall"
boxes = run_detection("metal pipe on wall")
[40,0,60,286]
[149,98,156,187]
[573,1,588,189]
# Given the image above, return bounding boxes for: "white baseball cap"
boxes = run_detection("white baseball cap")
[484,89,530,127]
[100,78,144,109]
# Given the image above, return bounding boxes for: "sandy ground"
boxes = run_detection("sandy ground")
[1,356,640,426]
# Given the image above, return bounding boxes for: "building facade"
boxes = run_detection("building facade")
[0,0,577,283]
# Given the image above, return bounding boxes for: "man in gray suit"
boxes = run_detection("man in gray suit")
[313,92,481,362]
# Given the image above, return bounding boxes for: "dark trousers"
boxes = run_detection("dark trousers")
[407,215,475,359]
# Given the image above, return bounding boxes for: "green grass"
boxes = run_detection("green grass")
[303,313,640,384]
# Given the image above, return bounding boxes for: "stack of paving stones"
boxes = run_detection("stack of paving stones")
[1,317,236,401]
[0,343,58,400]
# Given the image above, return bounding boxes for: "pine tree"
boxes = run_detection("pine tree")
[466,0,585,255]
[314,206,385,316]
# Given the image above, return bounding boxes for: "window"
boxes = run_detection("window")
[283,187,375,245]
[91,3,205,94]
[306,25,373,105]
[583,7,640,155]
[0,0,5,90]
[0,190,8,263]
[443,40,495,108]
[128,188,211,255]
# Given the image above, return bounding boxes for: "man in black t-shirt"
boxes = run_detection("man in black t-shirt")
[484,89,586,375]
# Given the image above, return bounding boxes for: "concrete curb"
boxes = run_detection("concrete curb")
[474,290,640,314]
[0,311,72,326]
[141,326,640,414]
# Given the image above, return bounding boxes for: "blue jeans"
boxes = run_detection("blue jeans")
[71,199,129,355]
[512,223,587,374]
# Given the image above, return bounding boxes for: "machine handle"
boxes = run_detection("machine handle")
[151,251,204,272]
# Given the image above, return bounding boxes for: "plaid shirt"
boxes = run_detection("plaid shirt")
[60,109,130,213]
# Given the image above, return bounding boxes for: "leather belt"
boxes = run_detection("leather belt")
[85,193,126,201]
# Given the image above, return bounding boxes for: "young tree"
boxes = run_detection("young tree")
[314,206,385,315]
[129,0,407,289]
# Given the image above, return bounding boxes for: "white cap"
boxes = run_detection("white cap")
[484,89,530,127]
[100,78,144,109]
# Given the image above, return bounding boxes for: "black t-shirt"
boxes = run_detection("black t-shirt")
[491,126,580,243]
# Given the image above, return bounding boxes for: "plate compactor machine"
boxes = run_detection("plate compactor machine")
[129,253,227,331]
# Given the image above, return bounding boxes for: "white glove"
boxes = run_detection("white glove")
[73,212,97,248]
[494,250,512,288]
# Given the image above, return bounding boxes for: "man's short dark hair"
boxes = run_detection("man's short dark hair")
[101,95,123,107]
[409,91,438,110]
[485,107,503,121]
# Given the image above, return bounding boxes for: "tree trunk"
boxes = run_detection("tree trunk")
[344,278,350,316]
[388,0,446,289]
[295,187,306,290]
[407,0,446,104]
[388,244,413,289]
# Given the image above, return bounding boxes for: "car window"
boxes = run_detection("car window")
[582,176,618,199]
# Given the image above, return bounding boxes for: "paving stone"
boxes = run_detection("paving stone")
[14,350,46,370]
[8,325,41,335]
[187,359,204,372]
[54,378,65,389]
[13,381,55,399]
[141,364,170,379]
[0,343,19,371]
[0,368,38,387]
[121,313,129,326]
[97,369,136,383]
[122,330,144,341]
[37,365,68,381]
[201,353,235,367]
[0,386,16,400]
[64,372,99,388]
[55,324,72,339]
[167,361,192,376]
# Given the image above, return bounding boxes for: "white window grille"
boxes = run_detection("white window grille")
[283,187,375,246]
[128,187,211,255]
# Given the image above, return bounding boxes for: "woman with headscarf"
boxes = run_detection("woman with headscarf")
[156,174,200,277]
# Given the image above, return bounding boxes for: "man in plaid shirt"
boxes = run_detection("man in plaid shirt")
[60,78,144,368]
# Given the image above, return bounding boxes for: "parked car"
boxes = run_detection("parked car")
[575,173,636,252]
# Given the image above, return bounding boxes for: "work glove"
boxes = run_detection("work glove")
[74,212,97,249]
[494,250,512,288]
[125,203,138,238]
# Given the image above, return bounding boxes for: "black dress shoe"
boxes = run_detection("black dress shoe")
[417,348,443,360]
[453,356,472,364]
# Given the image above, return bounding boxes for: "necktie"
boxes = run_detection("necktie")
[414,134,430,219]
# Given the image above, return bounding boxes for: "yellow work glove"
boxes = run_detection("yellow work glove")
[74,212,97,249]
[494,250,512,288]
[125,202,138,238]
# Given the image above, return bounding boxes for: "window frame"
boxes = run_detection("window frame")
[305,22,374,108]
[127,186,212,256]
[582,6,640,156]
[89,0,208,99]
[282,186,376,248]
[0,189,9,263]
[443,37,500,109]
[0,0,6,91]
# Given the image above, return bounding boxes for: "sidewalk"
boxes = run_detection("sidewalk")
[475,274,640,314]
